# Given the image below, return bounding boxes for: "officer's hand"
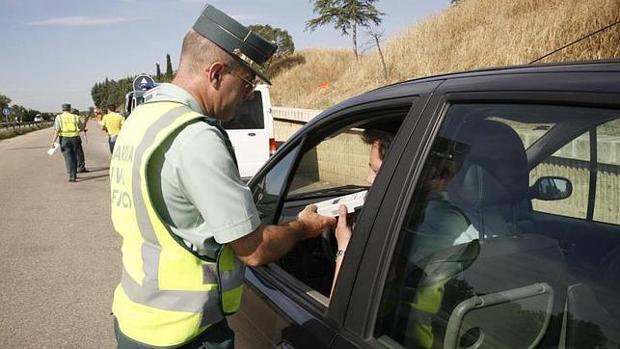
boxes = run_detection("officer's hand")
[297,204,336,238]
[335,205,353,251]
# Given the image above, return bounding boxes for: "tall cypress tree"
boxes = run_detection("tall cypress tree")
[156,63,162,81]
[165,54,173,80]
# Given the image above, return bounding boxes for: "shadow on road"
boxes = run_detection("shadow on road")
[78,173,109,182]
[84,166,110,173]
[8,146,50,151]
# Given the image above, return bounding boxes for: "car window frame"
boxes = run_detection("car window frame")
[343,86,620,347]
[246,94,432,327]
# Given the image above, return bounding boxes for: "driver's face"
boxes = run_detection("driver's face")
[367,141,383,185]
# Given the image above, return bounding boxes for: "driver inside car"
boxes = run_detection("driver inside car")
[331,129,394,295]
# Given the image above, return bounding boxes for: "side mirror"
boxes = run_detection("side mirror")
[530,176,572,201]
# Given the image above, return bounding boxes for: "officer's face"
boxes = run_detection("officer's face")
[217,65,256,121]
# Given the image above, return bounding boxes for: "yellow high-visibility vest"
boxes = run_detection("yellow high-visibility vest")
[57,112,80,137]
[110,101,244,347]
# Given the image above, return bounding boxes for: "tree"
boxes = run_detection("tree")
[248,24,295,60]
[156,63,162,81]
[10,104,26,123]
[165,53,174,80]
[0,94,11,113]
[367,28,388,80]
[91,76,134,109]
[306,0,384,60]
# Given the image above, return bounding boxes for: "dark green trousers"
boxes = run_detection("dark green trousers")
[76,137,86,171]
[114,318,234,349]
[59,136,80,180]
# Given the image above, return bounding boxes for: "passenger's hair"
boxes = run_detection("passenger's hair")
[362,129,394,160]
[424,138,469,181]
[178,30,239,75]
[107,104,116,112]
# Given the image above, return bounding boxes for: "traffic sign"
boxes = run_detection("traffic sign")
[2,107,10,116]
[133,74,155,91]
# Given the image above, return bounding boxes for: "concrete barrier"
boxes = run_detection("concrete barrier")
[272,107,321,142]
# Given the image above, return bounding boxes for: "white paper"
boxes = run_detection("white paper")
[315,190,368,217]
[47,143,60,156]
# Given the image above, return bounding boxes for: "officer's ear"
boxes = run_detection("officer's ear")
[206,62,227,88]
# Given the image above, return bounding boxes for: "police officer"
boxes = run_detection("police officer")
[72,108,89,173]
[50,103,81,182]
[110,5,336,348]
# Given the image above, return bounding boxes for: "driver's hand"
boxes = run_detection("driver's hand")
[297,204,336,238]
[335,205,353,251]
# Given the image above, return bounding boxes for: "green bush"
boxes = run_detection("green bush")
[0,123,52,141]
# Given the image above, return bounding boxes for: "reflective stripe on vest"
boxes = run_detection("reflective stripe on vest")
[58,112,79,137]
[111,101,245,347]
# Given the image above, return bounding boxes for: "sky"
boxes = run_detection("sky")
[0,0,451,112]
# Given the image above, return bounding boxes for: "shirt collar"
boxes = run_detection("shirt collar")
[149,83,205,114]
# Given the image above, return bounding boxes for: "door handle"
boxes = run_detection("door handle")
[276,341,294,349]
[248,132,256,136]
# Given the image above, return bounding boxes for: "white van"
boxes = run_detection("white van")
[125,83,275,180]
[222,84,276,180]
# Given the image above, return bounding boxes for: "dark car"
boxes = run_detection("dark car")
[231,60,620,349]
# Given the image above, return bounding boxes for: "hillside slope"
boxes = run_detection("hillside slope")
[271,0,620,109]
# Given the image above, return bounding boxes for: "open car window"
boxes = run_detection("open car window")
[252,104,413,303]
[279,112,409,299]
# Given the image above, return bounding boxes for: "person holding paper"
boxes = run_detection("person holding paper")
[50,103,82,182]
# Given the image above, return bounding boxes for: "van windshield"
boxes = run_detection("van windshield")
[223,90,264,129]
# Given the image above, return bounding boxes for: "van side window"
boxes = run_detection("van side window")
[222,90,264,129]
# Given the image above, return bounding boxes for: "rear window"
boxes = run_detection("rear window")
[222,90,264,130]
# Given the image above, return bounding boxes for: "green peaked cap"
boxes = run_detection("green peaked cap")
[192,4,278,84]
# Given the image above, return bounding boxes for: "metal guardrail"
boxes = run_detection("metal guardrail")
[0,120,50,130]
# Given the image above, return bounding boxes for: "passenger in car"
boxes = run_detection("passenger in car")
[400,138,472,349]
[332,133,473,348]
[406,137,472,263]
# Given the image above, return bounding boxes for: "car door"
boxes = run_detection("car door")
[231,81,440,349]
[336,69,620,349]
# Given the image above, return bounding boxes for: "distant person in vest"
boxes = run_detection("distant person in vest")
[50,103,82,182]
[101,104,124,153]
[110,5,336,348]
[72,108,89,173]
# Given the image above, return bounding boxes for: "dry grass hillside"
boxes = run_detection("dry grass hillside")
[271,0,620,109]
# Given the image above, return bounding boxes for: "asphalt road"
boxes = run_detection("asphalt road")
[0,123,118,348]
[0,123,257,348]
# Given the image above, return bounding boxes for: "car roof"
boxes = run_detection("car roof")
[306,59,620,129]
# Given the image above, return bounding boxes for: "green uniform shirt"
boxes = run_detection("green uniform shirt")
[146,83,260,255]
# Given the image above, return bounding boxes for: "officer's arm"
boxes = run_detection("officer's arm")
[50,118,61,146]
[230,205,336,267]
